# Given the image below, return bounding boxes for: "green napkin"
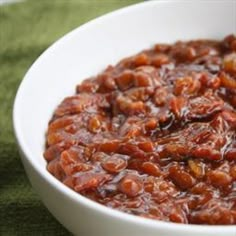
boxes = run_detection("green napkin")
[0,0,141,234]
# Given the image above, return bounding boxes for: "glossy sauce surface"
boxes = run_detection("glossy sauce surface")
[44,35,236,224]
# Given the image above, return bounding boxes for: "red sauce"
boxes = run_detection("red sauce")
[44,35,236,225]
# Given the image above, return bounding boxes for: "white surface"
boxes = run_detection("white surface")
[0,0,23,5]
[13,1,236,236]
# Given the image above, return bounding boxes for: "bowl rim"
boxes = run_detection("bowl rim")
[13,0,236,234]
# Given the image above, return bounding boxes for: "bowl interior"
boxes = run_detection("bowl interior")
[14,0,236,231]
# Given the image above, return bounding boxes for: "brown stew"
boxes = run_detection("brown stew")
[44,35,236,225]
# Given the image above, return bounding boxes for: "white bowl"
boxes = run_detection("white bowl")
[13,1,236,235]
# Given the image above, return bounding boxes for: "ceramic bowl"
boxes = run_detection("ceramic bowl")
[13,1,236,235]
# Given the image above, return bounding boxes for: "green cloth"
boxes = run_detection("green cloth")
[0,0,141,234]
